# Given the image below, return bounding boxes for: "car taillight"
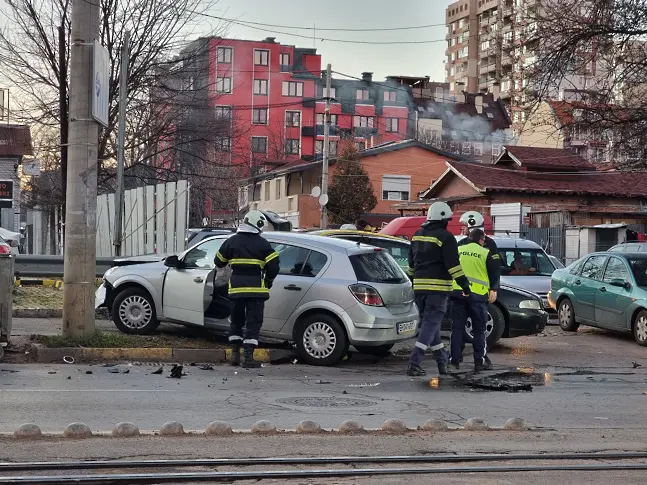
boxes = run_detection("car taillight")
[0,244,10,254]
[349,284,384,306]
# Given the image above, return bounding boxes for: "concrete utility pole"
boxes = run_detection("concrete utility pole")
[113,30,130,257]
[62,0,100,339]
[320,63,332,229]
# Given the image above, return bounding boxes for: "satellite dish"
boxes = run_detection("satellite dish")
[311,186,321,198]
[319,194,329,206]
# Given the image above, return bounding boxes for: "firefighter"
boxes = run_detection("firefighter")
[450,228,500,371]
[215,210,280,369]
[406,202,471,377]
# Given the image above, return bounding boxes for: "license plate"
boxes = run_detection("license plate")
[95,285,106,309]
[397,321,417,335]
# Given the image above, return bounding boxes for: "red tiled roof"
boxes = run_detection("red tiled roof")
[498,146,596,171]
[444,161,647,197]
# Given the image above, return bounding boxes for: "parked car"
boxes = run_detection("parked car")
[609,242,647,253]
[549,255,565,269]
[96,232,419,366]
[548,252,647,346]
[379,215,494,240]
[185,228,235,248]
[0,234,10,255]
[310,230,548,347]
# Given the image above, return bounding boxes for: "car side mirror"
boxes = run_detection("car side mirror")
[164,255,179,268]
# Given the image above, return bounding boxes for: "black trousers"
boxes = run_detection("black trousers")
[229,298,264,348]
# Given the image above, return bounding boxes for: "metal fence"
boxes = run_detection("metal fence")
[520,224,566,262]
[14,255,113,278]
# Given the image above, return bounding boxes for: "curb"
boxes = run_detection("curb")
[30,343,296,364]
[13,308,63,318]
[15,279,63,289]
[3,418,536,440]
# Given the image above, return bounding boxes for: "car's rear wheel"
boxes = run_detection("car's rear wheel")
[112,287,159,335]
[354,344,394,357]
[295,313,349,366]
[558,298,579,332]
[465,304,506,347]
[633,309,647,347]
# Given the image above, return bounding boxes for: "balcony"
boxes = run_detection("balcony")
[353,127,378,138]
[302,97,317,108]
[480,64,496,75]
[301,126,315,137]
[315,125,340,136]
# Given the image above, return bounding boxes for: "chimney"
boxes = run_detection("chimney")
[455,82,465,103]
[264,37,276,43]
[475,95,483,114]
[492,81,501,100]
[361,72,373,82]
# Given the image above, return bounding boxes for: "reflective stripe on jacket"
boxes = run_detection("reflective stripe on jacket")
[451,242,490,295]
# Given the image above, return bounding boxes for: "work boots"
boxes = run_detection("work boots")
[230,345,241,367]
[243,347,262,369]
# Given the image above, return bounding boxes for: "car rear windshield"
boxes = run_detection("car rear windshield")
[349,251,407,284]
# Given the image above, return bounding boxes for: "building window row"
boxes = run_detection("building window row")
[253,79,268,95]
[282,81,304,97]
[251,136,268,153]
[385,118,399,132]
[253,108,268,125]
[254,49,269,66]
[315,140,338,155]
[285,111,301,127]
[217,46,292,69]
[216,76,232,93]
[354,116,374,128]
[316,113,338,125]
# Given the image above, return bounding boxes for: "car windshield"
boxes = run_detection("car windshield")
[499,249,555,276]
[628,258,647,287]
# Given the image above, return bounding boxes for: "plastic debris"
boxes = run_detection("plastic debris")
[169,365,185,378]
[151,367,164,375]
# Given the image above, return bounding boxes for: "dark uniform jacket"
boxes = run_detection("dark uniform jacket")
[459,234,501,265]
[407,221,471,295]
[215,226,280,300]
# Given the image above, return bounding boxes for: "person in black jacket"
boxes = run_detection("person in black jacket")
[458,211,500,262]
[215,211,280,368]
[406,202,471,377]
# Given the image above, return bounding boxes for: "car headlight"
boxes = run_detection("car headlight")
[519,300,541,310]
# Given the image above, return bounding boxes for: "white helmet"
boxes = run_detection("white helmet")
[427,202,453,222]
[459,211,485,229]
[340,224,357,230]
[243,210,268,232]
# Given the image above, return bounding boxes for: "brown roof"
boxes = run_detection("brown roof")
[0,124,32,156]
[426,161,647,197]
[497,146,596,171]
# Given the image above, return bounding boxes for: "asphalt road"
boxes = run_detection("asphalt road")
[0,325,645,433]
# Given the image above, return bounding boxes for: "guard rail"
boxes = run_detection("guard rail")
[14,255,114,278]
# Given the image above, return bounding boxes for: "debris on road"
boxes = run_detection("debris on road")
[199,364,214,370]
[151,367,164,375]
[169,365,186,378]
[107,367,130,374]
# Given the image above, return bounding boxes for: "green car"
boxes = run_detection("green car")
[548,252,647,346]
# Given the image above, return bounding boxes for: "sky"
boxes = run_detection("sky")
[204,0,450,82]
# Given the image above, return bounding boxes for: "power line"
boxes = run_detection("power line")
[212,18,447,32]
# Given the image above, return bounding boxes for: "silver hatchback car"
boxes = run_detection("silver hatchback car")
[96,232,419,366]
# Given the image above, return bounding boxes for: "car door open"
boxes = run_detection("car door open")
[162,238,225,326]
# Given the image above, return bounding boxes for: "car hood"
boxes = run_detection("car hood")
[112,254,168,266]
[501,275,551,295]
[499,282,540,300]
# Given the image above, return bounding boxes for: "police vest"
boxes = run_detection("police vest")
[451,242,490,295]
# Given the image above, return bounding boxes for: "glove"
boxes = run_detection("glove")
[265,279,273,289]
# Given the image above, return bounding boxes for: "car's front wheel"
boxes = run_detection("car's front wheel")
[633,309,647,347]
[465,304,506,347]
[112,287,159,335]
[558,298,579,332]
[295,313,349,366]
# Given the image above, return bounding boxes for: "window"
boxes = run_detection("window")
[215,136,231,152]
[215,77,232,93]
[492,144,502,156]
[183,238,224,269]
[385,118,399,132]
[285,139,300,155]
[603,257,629,282]
[628,258,647,287]
[270,243,328,276]
[253,79,268,95]
[382,175,410,201]
[315,140,337,155]
[251,136,267,153]
[216,47,232,64]
[285,111,301,127]
[280,53,290,67]
[282,81,304,97]
[252,108,268,124]
[215,106,232,121]
[581,255,607,280]
[254,49,269,66]
[264,182,270,201]
[499,249,555,276]
[319,86,336,98]
[384,91,397,102]
[356,141,366,151]
[354,116,374,128]
[356,89,369,100]
[316,113,337,125]
[349,251,407,284]
[473,142,483,156]
[275,178,281,200]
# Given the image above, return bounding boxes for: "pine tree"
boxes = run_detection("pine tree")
[327,141,377,226]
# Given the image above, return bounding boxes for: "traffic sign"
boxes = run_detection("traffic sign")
[92,40,110,127]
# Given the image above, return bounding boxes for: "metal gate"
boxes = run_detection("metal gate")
[520,224,566,262]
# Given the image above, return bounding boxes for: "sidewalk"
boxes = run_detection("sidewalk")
[10,318,115,337]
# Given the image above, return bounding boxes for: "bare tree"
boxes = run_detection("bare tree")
[526,0,647,167]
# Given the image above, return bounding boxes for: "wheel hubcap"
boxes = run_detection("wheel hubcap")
[119,296,152,329]
[303,322,337,359]
[465,313,494,339]
[636,316,647,342]
[559,303,571,326]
